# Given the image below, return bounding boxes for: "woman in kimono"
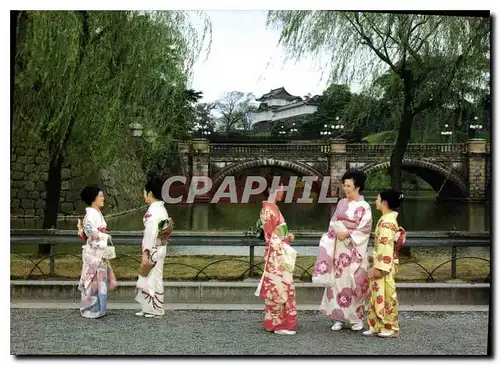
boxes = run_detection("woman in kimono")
[135,177,169,318]
[77,185,117,319]
[363,189,405,338]
[255,184,297,335]
[319,170,372,331]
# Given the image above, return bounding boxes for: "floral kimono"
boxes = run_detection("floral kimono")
[135,201,169,316]
[78,207,117,319]
[255,201,297,332]
[319,196,372,325]
[367,211,405,336]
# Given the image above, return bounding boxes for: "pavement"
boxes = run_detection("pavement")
[10,306,490,355]
[10,301,490,312]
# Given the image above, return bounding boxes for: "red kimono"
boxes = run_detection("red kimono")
[256,201,297,331]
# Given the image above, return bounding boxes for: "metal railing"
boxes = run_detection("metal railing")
[10,229,490,282]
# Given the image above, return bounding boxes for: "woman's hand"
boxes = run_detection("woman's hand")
[367,268,384,279]
[336,231,350,240]
[367,268,373,279]
[141,251,150,267]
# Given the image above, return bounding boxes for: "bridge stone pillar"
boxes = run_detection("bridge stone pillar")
[177,141,192,175]
[467,139,488,201]
[329,139,347,198]
[177,139,210,177]
[191,139,210,177]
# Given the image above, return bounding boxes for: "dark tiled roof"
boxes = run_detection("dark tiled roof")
[256,87,299,101]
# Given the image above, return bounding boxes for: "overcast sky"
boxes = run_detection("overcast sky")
[189,10,333,103]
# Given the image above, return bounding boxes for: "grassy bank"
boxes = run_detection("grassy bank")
[11,244,490,282]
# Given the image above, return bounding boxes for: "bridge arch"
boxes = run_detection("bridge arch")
[211,158,325,191]
[360,159,468,198]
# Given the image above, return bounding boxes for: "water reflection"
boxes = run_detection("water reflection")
[11,198,490,232]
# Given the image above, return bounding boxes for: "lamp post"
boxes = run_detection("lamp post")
[192,122,212,139]
[277,123,298,138]
[278,124,287,136]
[332,116,345,135]
[320,117,344,139]
[128,122,158,143]
[440,123,453,143]
[289,122,298,137]
[129,123,143,137]
[320,124,333,139]
[469,116,483,139]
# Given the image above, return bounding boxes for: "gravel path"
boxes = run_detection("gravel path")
[11,309,490,355]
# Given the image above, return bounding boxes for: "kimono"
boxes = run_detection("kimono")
[135,201,169,316]
[78,207,117,319]
[255,201,297,332]
[319,196,372,325]
[367,211,404,336]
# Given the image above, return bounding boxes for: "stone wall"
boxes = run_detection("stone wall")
[11,137,146,219]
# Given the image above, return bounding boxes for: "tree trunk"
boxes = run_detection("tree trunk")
[37,13,89,256]
[39,153,64,256]
[390,71,414,192]
[390,70,415,258]
[13,11,29,74]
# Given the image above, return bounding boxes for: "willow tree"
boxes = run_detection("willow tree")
[372,54,490,144]
[13,11,210,254]
[267,11,490,191]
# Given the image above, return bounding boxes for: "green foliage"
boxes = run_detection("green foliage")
[268,11,490,190]
[14,11,211,166]
[365,170,433,192]
[362,131,397,144]
[215,91,256,132]
[268,12,489,94]
[341,92,393,142]
[371,55,490,143]
[192,102,217,130]
[300,84,351,137]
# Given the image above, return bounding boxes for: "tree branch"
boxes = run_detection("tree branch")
[413,19,487,116]
[411,20,441,61]
[361,13,395,66]
[412,54,464,115]
[398,17,410,73]
[346,13,398,74]
[54,10,90,157]
[409,18,428,36]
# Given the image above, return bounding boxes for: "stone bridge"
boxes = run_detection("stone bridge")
[177,139,490,200]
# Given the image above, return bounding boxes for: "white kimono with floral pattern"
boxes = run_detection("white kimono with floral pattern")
[319,196,372,325]
[78,207,117,318]
[135,201,169,316]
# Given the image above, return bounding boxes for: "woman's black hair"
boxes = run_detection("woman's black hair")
[80,185,102,206]
[261,175,277,199]
[145,177,164,201]
[379,189,404,210]
[341,169,367,193]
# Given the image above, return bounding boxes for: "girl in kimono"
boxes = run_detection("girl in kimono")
[135,177,169,318]
[255,184,297,335]
[363,189,405,338]
[319,170,372,331]
[77,185,117,319]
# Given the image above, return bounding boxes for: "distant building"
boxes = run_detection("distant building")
[251,87,320,132]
